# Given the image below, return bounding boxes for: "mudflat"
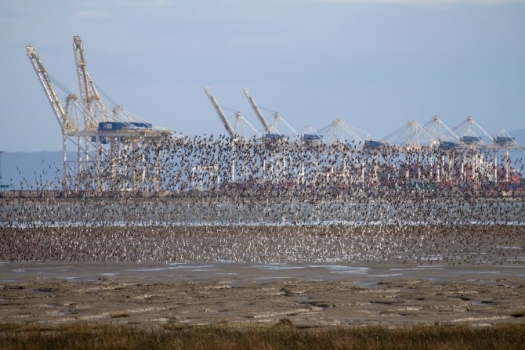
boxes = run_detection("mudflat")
[1,263,525,328]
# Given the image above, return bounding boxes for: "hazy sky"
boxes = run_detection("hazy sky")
[1,0,524,151]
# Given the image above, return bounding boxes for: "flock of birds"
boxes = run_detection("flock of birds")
[14,135,525,196]
[1,135,525,265]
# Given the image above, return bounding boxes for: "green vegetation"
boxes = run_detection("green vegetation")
[0,322,524,350]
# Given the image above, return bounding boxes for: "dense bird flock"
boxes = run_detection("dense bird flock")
[1,135,524,265]
[12,134,523,195]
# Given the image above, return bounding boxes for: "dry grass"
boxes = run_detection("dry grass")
[0,322,524,350]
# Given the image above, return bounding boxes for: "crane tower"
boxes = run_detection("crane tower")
[27,36,171,192]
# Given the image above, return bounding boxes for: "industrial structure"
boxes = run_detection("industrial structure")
[25,36,525,195]
[205,86,525,191]
[27,36,173,191]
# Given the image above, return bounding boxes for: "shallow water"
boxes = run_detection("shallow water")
[1,261,523,286]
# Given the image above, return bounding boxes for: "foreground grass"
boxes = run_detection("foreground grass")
[0,321,524,350]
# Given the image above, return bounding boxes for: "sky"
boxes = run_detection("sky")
[1,0,524,152]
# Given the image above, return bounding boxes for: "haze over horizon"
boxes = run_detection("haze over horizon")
[1,0,524,152]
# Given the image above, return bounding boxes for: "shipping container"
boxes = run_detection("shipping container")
[439,141,460,150]
[265,133,283,140]
[495,136,515,145]
[364,140,385,149]
[461,136,482,144]
[302,134,323,141]
[98,122,153,131]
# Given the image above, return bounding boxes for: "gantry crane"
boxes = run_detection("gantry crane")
[422,116,461,182]
[26,47,75,133]
[26,45,86,183]
[27,36,172,191]
[205,87,260,139]
[242,88,300,141]
[452,116,493,146]
[450,116,495,183]
[242,88,302,182]
[317,119,369,145]
[205,87,236,138]
[424,116,460,150]
[243,88,273,135]
[73,36,113,129]
[204,87,265,181]
[73,36,94,128]
[382,120,437,150]
[204,87,240,182]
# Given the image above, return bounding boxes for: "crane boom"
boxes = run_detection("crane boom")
[73,36,93,117]
[26,46,68,132]
[205,87,235,138]
[243,88,271,133]
[73,36,113,128]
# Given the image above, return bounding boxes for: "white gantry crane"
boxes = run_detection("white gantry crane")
[205,87,262,182]
[205,87,260,139]
[317,119,372,146]
[382,120,437,150]
[452,116,493,147]
[243,88,297,140]
[205,87,236,138]
[492,128,521,183]
[243,88,272,136]
[74,35,98,128]
[424,115,460,150]
[26,45,85,184]
[449,116,494,183]
[27,36,171,191]
[244,87,320,143]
